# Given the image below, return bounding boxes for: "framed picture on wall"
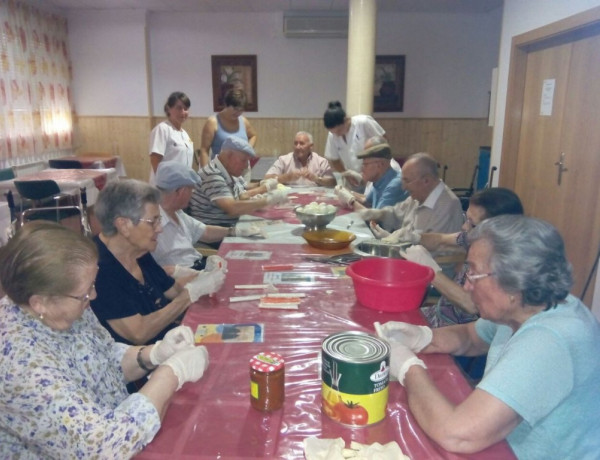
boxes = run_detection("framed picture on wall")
[211,55,258,112]
[374,55,405,112]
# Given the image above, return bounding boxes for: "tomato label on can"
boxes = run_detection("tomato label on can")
[321,331,390,426]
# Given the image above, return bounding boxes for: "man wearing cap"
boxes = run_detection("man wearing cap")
[264,131,336,187]
[151,161,236,273]
[189,137,287,226]
[335,136,408,211]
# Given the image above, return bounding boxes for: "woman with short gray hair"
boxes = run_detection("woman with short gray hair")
[378,215,600,458]
[91,179,226,347]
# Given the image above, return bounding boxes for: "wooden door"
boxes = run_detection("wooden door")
[500,9,600,305]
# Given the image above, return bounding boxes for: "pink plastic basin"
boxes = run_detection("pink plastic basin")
[346,258,435,312]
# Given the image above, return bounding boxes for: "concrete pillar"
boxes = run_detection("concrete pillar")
[346,0,377,116]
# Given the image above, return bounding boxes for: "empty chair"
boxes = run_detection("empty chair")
[49,159,82,169]
[13,180,86,232]
[0,167,15,181]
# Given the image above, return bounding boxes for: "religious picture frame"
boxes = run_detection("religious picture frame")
[374,55,405,112]
[211,55,258,112]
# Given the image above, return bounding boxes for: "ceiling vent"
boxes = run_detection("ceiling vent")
[283,13,348,38]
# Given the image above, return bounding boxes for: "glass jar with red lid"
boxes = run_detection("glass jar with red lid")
[249,352,285,411]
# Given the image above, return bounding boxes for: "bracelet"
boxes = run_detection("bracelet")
[137,346,154,372]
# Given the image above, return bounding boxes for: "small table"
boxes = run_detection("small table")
[49,154,127,176]
[0,168,118,206]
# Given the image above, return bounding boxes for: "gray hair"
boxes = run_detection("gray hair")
[407,152,439,178]
[95,179,160,236]
[468,215,572,309]
[296,131,313,144]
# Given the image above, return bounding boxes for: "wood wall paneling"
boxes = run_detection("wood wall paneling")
[76,116,491,188]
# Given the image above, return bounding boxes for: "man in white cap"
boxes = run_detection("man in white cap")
[152,160,244,274]
[189,137,287,226]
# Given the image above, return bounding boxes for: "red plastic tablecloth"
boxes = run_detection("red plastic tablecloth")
[136,242,515,459]
[252,189,351,223]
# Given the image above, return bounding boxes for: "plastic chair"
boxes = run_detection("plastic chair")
[0,167,15,181]
[13,180,90,235]
[49,159,82,169]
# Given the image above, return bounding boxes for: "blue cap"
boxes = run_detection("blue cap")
[221,136,256,157]
[155,161,201,190]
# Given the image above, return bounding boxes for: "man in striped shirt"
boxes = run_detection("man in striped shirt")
[189,137,287,227]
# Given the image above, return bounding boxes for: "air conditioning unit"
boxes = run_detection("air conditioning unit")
[283,13,348,38]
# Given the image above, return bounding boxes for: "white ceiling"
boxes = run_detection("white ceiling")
[36,0,503,14]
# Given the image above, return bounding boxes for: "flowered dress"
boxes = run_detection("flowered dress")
[0,297,161,459]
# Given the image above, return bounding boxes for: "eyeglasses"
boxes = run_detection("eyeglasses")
[64,283,95,304]
[138,216,162,229]
[465,271,495,284]
[462,213,477,229]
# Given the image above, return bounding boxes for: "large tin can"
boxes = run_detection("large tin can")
[321,331,390,426]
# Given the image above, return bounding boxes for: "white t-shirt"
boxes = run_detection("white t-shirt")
[324,114,385,173]
[148,120,194,184]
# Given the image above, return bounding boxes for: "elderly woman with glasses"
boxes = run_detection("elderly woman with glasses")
[377,215,600,458]
[0,221,210,458]
[91,179,226,346]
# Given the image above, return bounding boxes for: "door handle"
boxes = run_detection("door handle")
[554,152,568,185]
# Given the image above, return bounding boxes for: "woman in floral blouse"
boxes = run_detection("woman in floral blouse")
[0,221,209,458]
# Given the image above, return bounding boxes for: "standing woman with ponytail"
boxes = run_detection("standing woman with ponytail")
[149,91,194,185]
[323,100,386,190]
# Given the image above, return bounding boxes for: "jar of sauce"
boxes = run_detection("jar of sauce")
[249,352,285,411]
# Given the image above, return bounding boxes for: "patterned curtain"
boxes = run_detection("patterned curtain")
[0,0,72,167]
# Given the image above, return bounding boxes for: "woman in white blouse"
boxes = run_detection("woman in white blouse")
[149,91,194,184]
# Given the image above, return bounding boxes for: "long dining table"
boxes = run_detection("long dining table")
[136,187,515,459]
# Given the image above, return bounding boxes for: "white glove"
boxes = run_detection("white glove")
[383,227,421,244]
[149,325,195,365]
[358,208,385,221]
[376,321,433,352]
[260,178,279,191]
[185,269,226,302]
[162,346,209,390]
[265,189,288,206]
[205,255,228,273]
[401,245,441,273]
[370,222,390,239]
[341,169,363,187]
[234,224,262,237]
[334,186,355,209]
[381,232,400,244]
[389,343,427,386]
[172,265,200,279]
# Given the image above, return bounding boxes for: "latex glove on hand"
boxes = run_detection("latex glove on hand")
[383,227,421,245]
[260,178,278,191]
[401,245,441,273]
[375,321,432,352]
[205,255,228,273]
[265,189,288,206]
[334,185,355,209]
[162,346,209,390]
[390,343,427,385]
[149,325,195,365]
[370,222,390,239]
[234,224,262,238]
[185,269,226,302]
[341,169,363,187]
[358,208,385,222]
[172,265,200,279]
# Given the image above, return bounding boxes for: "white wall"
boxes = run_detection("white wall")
[68,8,501,118]
[68,9,149,116]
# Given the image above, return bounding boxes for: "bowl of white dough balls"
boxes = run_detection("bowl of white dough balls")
[294,202,337,230]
